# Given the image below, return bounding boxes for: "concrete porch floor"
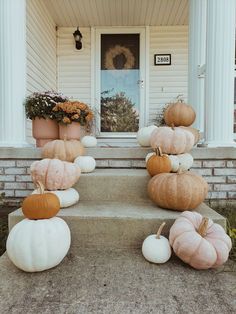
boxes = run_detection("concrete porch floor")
[0,248,235,314]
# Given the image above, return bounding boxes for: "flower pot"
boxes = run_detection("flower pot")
[59,122,86,140]
[32,118,59,147]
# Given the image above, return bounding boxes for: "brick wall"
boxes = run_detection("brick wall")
[1,156,236,206]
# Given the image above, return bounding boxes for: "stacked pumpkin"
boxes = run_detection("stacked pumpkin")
[7,181,71,272]
[137,100,208,211]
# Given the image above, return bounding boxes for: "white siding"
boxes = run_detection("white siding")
[57,27,91,104]
[26,0,57,144]
[149,25,188,124]
[57,25,188,127]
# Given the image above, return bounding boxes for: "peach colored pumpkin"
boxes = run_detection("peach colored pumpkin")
[30,159,81,190]
[180,126,201,145]
[164,102,196,127]
[150,126,194,154]
[146,147,172,177]
[169,211,232,269]
[148,171,208,211]
[42,139,85,162]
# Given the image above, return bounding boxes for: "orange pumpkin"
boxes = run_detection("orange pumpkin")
[169,211,232,269]
[22,181,60,219]
[148,171,208,211]
[164,102,196,127]
[42,139,85,162]
[146,147,172,177]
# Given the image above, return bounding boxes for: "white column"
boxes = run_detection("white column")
[188,0,207,132]
[205,0,236,147]
[0,0,28,147]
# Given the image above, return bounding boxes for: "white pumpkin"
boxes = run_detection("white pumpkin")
[168,155,180,172]
[32,188,79,208]
[137,125,158,147]
[142,222,171,264]
[7,217,71,272]
[74,156,96,173]
[81,135,97,147]
[178,153,194,171]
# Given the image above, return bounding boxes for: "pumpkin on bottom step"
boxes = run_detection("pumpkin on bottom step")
[148,171,208,211]
[22,181,60,219]
[142,222,171,264]
[32,188,79,208]
[169,211,232,269]
[74,156,96,173]
[7,217,71,272]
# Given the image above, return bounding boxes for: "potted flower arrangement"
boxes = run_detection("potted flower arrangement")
[52,101,94,140]
[24,91,68,147]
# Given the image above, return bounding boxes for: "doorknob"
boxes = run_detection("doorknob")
[137,80,144,88]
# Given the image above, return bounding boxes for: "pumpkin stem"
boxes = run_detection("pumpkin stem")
[197,217,209,237]
[36,181,45,194]
[177,168,186,175]
[171,123,175,130]
[155,146,163,156]
[156,222,166,239]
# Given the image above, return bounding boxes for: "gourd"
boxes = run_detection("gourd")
[7,217,71,272]
[74,156,96,173]
[137,125,158,147]
[150,126,194,154]
[148,171,208,211]
[81,135,97,147]
[42,139,85,162]
[180,126,200,145]
[30,158,81,190]
[32,188,79,208]
[169,211,232,269]
[142,222,171,264]
[22,181,60,219]
[178,153,194,171]
[146,147,172,177]
[164,101,196,127]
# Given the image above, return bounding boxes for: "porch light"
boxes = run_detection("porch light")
[73,27,83,50]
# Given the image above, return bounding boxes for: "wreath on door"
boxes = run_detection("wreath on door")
[104,45,135,70]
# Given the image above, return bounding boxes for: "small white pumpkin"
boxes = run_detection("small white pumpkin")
[168,155,180,172]
[81,135,97,147]
[178,153,194,171]
[74,156,96,173]
[7,217,71,272]
[142,222,171,264]
[137,125,158,147]
[32,188,79,208]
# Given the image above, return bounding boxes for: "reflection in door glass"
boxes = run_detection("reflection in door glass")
[101,34,140,132]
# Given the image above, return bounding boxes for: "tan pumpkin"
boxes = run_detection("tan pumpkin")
[146,147,172,177]
[148,171,208,211]
[180,126,201,145]
[150,126,194,154]
[169,211,232,269]
[30,158,81,190]
[164,102,196,127]
[42,139,85,162]
[22,181,60,219]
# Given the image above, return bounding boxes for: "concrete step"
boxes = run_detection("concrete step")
[9,201,226,250]
[0,248,235,313]
[75,169,150,201]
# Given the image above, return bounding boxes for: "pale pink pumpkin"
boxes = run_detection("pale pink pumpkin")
[169,211,232,269]
[150,126,194,154]
[30,159,81,190]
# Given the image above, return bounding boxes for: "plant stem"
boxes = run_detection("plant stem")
[156,222,166,239]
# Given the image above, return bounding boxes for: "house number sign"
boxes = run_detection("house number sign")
[154,54,171,66]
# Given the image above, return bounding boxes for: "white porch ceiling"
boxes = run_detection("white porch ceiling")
[42,0,189,27]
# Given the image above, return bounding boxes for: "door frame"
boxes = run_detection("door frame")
[91,26,149,138]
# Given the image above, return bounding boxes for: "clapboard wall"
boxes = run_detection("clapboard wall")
[26,0,57,143]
